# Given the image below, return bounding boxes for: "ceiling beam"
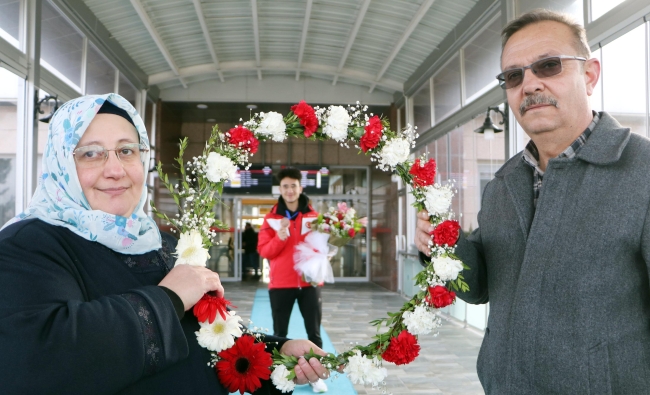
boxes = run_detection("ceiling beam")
[251,0,262,80]
[295,0,313,81]
[128,0,187,88]
[333,0,371,86]
[369,0,434,93]
[192,0,224,82]
[148,60,403,91]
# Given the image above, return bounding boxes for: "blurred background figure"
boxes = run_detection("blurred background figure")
[242,222,260,279]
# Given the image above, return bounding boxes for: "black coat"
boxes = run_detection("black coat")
[0,219,288,395]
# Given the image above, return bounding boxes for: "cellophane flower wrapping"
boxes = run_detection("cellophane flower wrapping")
[293,231,335,284]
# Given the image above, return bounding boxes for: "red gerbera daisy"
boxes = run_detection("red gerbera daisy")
[216,335,273,395]
[381,330,420,365]
[193,292,235,324]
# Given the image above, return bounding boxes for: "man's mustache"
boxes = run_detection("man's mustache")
[519,94,558,115]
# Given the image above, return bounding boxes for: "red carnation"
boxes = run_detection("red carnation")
[409,158,436,188]
[216,335,272,395]
[348,228,356,237]
[228,126,259,154]
[359,115,383,152]
[431,220,461,247]
[381,330,420,365]
[290,100,319,137]
[426,285,456,308]
[193,293,234,324]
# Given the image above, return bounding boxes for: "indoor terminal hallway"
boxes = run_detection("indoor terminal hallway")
[222,281,484,395]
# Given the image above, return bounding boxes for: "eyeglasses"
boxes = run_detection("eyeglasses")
[73,143,148,168]
[496,55,587,89]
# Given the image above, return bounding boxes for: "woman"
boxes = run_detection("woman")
[0,93,328,394]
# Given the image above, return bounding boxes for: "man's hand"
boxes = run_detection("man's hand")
[415,210,433,256]
[279,340,330,384]
[277,218,290,241]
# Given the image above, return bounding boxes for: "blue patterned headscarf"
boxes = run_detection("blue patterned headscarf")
[2,93,161,254]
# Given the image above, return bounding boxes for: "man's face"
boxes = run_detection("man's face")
[501,21,599,137]
[279,177,302,204]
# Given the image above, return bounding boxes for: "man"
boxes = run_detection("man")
[242,222,260,279]
[415,9,650,394]
[258,167,328,393]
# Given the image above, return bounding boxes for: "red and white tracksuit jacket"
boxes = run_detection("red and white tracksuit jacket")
[257,203,319,289]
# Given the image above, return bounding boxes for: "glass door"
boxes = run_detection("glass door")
[207,197,241,281]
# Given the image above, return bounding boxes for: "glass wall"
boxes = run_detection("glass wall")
[590,0,627,21]
[517,0,583,21]
[86,43,116,95]
[41,0,84,92]
[600,24,647,136]
[433,55,461,123]
[464,18,501,103]
[0,0,20,48]
[412,82,431,132]
[0,67,21,224]
[119,73,137,106]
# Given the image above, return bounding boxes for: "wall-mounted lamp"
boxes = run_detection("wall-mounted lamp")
[474,106,508,140]
[36,95,59,123]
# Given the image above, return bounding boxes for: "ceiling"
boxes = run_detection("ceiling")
[78,0,479,97]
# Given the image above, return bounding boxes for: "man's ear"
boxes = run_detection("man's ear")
[584,57,601,96]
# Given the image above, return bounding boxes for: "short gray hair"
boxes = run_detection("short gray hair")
[502,9,590,58]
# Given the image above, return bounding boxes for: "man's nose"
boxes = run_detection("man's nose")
[521,68,544,93]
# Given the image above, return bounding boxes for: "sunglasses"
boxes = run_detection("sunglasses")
[496,55,587,89]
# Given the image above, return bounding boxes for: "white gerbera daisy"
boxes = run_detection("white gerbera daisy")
[174,230,210,266]
[195,311,243,352]
[270,364,295,393]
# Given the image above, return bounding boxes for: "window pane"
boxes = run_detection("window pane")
[86,43,116,95]
[590,0,626,21]
[41,0,83,91]
[413,82,431,132]
[119,73,137,107]
[517,0,583,22]
[601,24,647,136]
[464,18,501,102]
[433,55,461,123]
[0,0,20,48]
[0,67,21,223]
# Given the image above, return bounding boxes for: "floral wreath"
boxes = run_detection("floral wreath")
[151,101,469,394]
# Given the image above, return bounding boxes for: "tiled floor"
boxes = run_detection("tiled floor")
[223,280,485,395]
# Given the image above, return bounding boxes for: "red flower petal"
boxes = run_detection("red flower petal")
[409,158,437,188]
[426,285,456,308]
[360,115,383,152]
[382,330,420,365]
[216,335,272,394]
[193,293,235,323]
[431,220,461,247]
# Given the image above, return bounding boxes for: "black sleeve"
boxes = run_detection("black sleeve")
[0,222,189,395]
[160,286,185,319]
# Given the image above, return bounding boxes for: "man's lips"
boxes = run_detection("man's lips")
[523,104,551,113]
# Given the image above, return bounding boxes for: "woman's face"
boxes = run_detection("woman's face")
[75,113,144,217]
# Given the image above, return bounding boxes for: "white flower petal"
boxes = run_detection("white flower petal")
[195,311,243,352]
[271,365,296,393]
[175,230,210,266]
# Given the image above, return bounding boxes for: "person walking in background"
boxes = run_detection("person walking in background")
[415,9,650,394]
[258,167,328,393]
[242,222,260,279]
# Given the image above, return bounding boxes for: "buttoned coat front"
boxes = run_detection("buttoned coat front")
[456,112,650,394]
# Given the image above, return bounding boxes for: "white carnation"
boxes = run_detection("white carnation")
[205,152,238,183]
[423,185,453,215]
[270,364,295,393]
[195,311,243,352]
[256,111,287,142]
[343,350,388,386]
[323,106,351,142]
[378,138,410,169]
[432,255,464,281]
[402,304,441,335]
[174,230,210,266]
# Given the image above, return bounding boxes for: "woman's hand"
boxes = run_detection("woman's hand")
[415,210,433,256]
[158,265,224,310]
[279,340,330,384]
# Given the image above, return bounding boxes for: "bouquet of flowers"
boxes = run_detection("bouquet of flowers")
[150,99,470,394]
[311,202,367,247]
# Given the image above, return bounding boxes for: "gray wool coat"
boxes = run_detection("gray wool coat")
[456,112,650,394]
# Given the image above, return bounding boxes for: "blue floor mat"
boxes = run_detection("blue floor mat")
[229,288,357,395]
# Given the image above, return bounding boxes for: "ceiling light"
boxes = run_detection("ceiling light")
[196,104,208,109]
[246,104,257,110]
[206,118,216,122]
